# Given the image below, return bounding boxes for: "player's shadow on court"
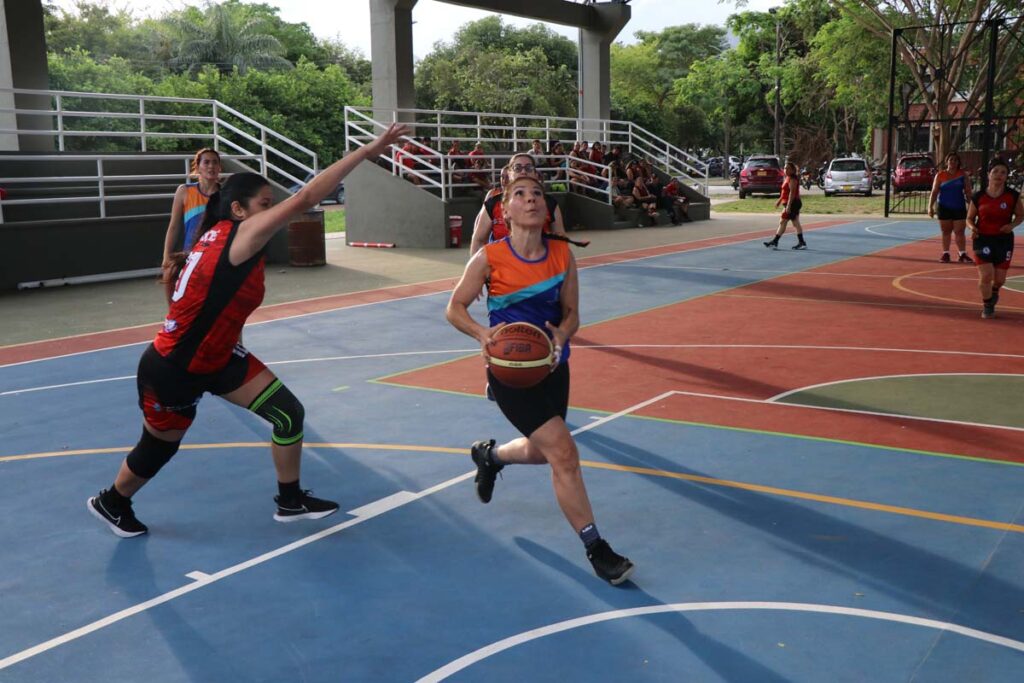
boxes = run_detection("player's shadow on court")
[573,428,1024,628]
[514,537,792,682]
[105,541,260,680]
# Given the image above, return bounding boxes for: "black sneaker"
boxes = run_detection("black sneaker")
[982,303,996,319]
[939,252,951,263]
[471,439,503,504]
[586,539,635,585]
[273,490,339,522]
[958,252,974,264]
[792,241,807,250]
[88,491,148,538]
[763,240,778,250]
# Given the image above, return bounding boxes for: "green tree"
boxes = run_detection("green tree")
[675,50,763,171]
[168,2,291,75]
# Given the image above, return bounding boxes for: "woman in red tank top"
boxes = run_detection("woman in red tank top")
[87,124,410,538]
[966,157,1023,319]
[764,161,806,250]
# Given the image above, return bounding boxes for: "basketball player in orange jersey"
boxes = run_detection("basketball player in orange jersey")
[446,176,635,585]
[161,148,222,299]
[88,123,409,538]
[929,152,973,263]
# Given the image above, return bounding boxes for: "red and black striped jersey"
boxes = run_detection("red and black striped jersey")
[154,219,266,374]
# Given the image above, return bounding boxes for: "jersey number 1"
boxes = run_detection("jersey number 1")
[171,251,203,302]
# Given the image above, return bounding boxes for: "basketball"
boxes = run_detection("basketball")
[487,322,554,388]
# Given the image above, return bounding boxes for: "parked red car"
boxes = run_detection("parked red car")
[738,155,784,198]
[893,154,936,192]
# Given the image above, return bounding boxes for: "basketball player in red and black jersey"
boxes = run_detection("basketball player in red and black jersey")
[467,153,565,257]
[88,123,409,537]
[966,158,1023,319]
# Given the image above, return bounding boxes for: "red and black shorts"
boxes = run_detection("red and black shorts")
[973,233,1014,270]
[487,361,569,437]
[137,343,267,431]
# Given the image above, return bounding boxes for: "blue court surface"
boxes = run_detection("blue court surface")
[1,219,1023,682]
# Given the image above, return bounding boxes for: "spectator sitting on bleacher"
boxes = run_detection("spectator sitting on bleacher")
[632,176,659,225]
[643,160,663,197]
[448,140,467,184]
[608,164,635,214]
[661,177,690,225]
[548,141,568,190]
[468,141,491,190]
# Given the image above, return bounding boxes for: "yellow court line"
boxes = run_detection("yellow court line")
[583,460,1024,534]
[4,441,1022,535]
[892,267,1024,311]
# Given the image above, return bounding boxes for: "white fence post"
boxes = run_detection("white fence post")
[344,107,350,153]
[513,115,519,151]
[55,94,65,152]
[260,128,268,176]
[97,159,106,218]
[212,102,219,152]
[139,98,147,152]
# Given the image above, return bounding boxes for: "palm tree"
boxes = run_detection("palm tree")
[170,3,291,75]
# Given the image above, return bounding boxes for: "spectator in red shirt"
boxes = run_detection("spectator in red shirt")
[468,142,490,190]
[661,178,690,225]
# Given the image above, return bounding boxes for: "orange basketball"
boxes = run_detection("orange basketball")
[487,322,554,389]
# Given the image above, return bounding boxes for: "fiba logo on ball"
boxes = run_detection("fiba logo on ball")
[487,322,554,389]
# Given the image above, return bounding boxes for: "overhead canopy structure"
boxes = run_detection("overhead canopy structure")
[370,0,630,126]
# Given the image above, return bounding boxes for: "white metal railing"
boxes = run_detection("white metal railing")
[343,105,709,200]
[0,153,259,223]
[0,87,318,195]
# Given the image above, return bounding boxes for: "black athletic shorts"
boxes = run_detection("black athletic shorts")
[972,233,1014,268]
[937,205,967,221]
[786,198,802,220]
[487,361,569,437]
[136,343,266,431]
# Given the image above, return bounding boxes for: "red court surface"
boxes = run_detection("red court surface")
[385,235,1024,465]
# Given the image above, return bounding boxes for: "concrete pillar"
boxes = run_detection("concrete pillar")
[579,3,629,139]
[370,0,417,118]
[1,0,51,151]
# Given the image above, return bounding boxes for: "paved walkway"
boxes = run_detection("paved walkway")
[0,213,876,346]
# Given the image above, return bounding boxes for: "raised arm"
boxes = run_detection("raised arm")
[230,123,409,264]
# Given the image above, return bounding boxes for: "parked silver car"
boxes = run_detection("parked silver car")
[824,157,872,197]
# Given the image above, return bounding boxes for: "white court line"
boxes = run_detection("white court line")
[0,218,875,370]
[769,372,1024,402]
[6,345,1023,397]
[0,391,664,671]
[416,601,1024,681]
[664,389,1024,434]
[641,263,972,281]
[865,222,924,239]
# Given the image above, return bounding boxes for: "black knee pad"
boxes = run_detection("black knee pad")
[248,379,304,446]
[125,428,181,479]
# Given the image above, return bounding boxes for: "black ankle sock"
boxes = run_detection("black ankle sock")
[104,485,130,505]
[984,296,995,305]
[579,523,601,548]
[278,480,301,502]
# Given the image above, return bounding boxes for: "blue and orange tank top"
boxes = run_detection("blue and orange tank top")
[485,236,571,363]
[182,182,216,251]
[936,170,968,210]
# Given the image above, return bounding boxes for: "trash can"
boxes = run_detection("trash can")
[448,215,463,248]
[287,209,326,266]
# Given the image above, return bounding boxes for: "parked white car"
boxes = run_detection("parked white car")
[824,157,872,197]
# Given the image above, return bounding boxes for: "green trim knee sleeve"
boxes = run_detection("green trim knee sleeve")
[125,428,181,479]
[248,379,305,446]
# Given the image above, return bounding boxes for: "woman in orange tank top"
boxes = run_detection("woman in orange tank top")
[764,161,806,250]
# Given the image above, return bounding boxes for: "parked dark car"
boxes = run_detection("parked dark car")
[893,154,936,193]
[738,155,784,198]
[288,174,345,205]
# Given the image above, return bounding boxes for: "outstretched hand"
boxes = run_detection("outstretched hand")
[370,123,411,155]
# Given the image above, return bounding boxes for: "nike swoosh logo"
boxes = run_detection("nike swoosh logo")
[98,499,121,525]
